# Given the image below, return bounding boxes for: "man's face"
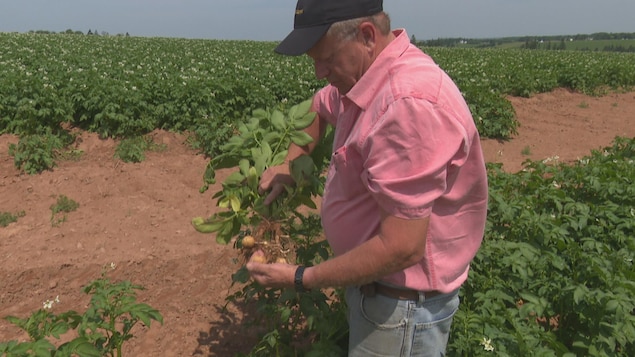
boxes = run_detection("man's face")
[306,28,370,95]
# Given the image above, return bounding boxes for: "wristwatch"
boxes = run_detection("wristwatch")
[294,266,307,293]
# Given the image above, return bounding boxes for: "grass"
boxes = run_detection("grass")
[0,211,25,227]
[114,136,167,163]
[521,146,532,156]
[50,195,79,226]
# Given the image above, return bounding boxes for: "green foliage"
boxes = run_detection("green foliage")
[78,276,164,356]
[195,99,345,355]
[55,146,84,161]
[230,217,349,357]
[7,128,69,174]
[426,46,635,98]
[196,98,635,356]
[462,85,518,139]
[0,269,163,357]
[0,211,25,227]
[450,137,635,356]
[521,145,531,156]
[2,32,634,355]
[419,32,635,53]
[198,99,329,244]
[2,32,634,154]
[113,136,165,163]
[50,195,79,226]
[0,33,323,157]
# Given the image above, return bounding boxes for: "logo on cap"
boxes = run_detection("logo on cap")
[295,9,304,15]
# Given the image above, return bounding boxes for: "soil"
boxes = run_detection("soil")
[1,88,634,356]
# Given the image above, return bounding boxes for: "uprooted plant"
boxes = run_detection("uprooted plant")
[193,99,348,356]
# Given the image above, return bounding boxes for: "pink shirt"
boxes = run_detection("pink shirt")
[314,29,488,293]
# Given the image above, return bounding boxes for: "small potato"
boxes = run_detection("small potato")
[249,254,267,264]
[242,235,256,249]
[275,257,288,264]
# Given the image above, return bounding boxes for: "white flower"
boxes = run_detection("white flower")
[480,337,495,352]
[542,155,560,164]
[42,296,60,310]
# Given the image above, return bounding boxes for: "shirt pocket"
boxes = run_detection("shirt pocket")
[326,145,367,201]
[332,145,348,172]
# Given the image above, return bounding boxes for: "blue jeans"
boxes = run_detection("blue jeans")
[346,285,460,357]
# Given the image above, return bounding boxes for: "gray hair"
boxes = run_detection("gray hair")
[327,12,391,41]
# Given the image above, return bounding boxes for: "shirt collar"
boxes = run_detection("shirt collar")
[344,29,410,110]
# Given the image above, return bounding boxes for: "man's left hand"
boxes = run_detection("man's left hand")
[246,250,297,289]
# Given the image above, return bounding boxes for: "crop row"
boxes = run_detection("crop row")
[1,32,634,355]
[1,33,635,156]
[453,137,635,356]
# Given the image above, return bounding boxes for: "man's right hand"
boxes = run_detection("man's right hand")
[258,164,296,205]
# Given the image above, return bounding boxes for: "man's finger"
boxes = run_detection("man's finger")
[264,183,285,205]
[258,179,271,195]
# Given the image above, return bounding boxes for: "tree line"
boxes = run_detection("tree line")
[413,32,635,53]
[23,29,130,37]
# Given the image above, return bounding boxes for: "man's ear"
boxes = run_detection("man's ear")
[359,22,376,47]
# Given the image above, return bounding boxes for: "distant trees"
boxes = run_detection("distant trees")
[28,30,56,35]
[523,39,539,50]
[419,37,502,48]
[86,29,108,36]
[520,36,635,52]
[22,28,130,37]
[419,32,635,53]
[64,29,84,35]
[602,44,635,52]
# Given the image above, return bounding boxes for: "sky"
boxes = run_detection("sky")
[1,0,634,41]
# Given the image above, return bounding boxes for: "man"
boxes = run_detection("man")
[247,0,488,355]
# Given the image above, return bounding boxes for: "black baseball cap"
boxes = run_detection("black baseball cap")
[275,0,383,56]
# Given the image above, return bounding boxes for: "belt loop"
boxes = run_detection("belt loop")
[417,291,425,305]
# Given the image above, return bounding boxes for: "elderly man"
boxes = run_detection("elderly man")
[248,1,488,355]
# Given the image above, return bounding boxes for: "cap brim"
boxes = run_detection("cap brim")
[274,24,331,56]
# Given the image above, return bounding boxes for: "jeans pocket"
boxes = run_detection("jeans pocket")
[409,292,460,355]
[359,293,407,329]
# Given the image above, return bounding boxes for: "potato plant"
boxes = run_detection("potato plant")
[4,32,635,172]
[450,137,635,356]
[193,99,347,356]
[0,267,163,357]
[2,32,634,356]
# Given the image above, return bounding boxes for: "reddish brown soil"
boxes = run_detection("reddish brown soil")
[1,89,634,356]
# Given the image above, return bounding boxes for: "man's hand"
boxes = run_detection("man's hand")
[246,250,297,288]
[258,164,296,205]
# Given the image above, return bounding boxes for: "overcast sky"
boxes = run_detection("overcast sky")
[1,0,634,41]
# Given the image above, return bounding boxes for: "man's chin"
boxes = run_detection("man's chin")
[331,83,350,95]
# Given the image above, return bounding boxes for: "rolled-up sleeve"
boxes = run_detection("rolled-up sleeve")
[361,97,469,219]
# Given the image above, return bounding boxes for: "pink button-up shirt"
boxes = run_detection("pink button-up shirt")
[313,29,488,293]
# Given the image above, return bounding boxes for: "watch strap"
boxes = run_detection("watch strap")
[294,266,307,293]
